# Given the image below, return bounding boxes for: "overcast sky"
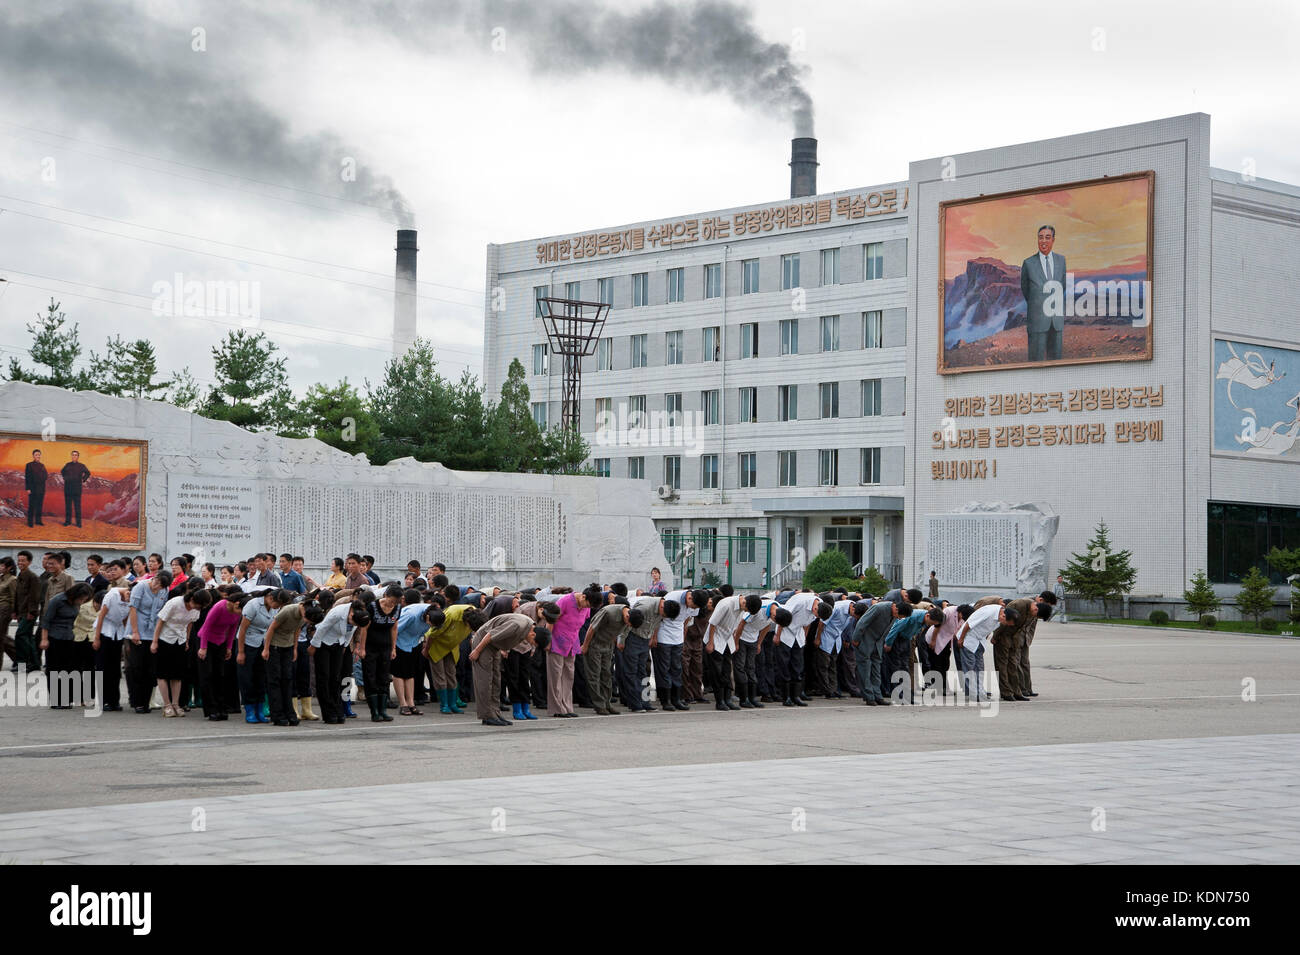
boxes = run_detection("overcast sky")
[1,0,1296,400]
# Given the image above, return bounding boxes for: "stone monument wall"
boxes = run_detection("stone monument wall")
[0,382,669,589]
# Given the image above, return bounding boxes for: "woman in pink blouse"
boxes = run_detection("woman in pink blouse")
[197,588,249,721]
[547,584,603,718]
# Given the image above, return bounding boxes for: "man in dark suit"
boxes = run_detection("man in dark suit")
[24,449,47,527]
[1020,224,1067,362]
[61,450,90,527]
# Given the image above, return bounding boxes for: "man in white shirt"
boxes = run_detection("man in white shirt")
[773,591,833,708]
[651,589,704,711]
[955,602,1018,702]
[704,593,749,711]
[814,598,854,699]
[730,597,791,709]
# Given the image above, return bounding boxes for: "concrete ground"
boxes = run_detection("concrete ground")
[1,621,1297,863]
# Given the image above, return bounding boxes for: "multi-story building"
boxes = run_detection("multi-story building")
[485,114,1300,602]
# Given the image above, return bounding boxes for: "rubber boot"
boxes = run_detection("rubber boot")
[521,702,538,720]
[449,691,466,714]
[748,685,766,708]
[781,680,795,707]
[673,686,689,711]
[725,686,742,710]
[715,685,729,711]
[299,696,320,721]
[261,699,270,722]
[367,693,382,722]
[378,692,394,722]
[343,697,356,719]
[512,702,524,721]
[792,680,809,706]
[243,704,259,724]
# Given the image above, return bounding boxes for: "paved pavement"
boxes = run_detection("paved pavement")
[1,734,1297,864]
[1,623,1297,862]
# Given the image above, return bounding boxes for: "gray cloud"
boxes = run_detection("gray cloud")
[0,3,415,227]
[351,0,815,136]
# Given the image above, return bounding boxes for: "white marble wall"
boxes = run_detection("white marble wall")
[0,382,669,588]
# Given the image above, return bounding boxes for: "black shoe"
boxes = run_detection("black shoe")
[133,705,150,714]
[876,698,891,706]
[482,717,508,726]
[288,717,300,725]
[792,681,809,706]
[715,698,729,711]
[1026,692,1039,697]
[1015,695,1031,701]
[760,695,774,703]
[273,718,290,726]
[103,704,122,712]
[672,688,689,711]
[863,697,877,706]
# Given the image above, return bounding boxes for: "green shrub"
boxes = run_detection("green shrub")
[803,549,854,592]
[1260,617,1278,632]
[1200,614,1217,628]
[1148,610,1169,625]
[699,568,723,588]
[823,567,892,598]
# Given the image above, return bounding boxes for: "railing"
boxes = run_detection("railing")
[770,561,799,590]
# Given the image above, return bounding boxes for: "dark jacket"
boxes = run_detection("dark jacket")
[40,592,81,641]
[15,568,40,617]
[61,461,90,492]
[25,461,47,492]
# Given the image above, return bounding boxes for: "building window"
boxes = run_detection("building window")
[819,449,839,487]
[861,447,882,485]
[628,456,645,480]
[667,267,685,304]
[532,343,548,376]
[779,318,799,355]
[703,326,720,362]
[742,259,760,294]
[533,285,547,318]
[740,322,758,358]
[701,389,719,425]
[864,242,884,281]
[821,247,840,286]
[594,397,612,432]
[565,280,581,300]
[701,455,719,490]
[594,457,610,478]
[628,394,647,429]
[861,378,882,416]
[778,450,797,487]
[738,386,757,423]
[597,337,613,371]
[632,272,649,307]
[531,402,548,429]
[664,455,681,490]
[820,314,839,352]
[698,526,718,562]
[665,392,683,425]
[864,310,883,348]
[598,277,614,306]
[630,334,648,368]
[704,263,722,299]
[666,330,684,365]
[778,384,797,422]
[781,253,800,290]
[738,452,756,488]
[824,525,862,566]
[1207,502,1300,584]
[820,381,839,419]
[737,527,756,563]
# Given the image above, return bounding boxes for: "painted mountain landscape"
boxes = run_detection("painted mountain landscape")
[940,173,1152,371]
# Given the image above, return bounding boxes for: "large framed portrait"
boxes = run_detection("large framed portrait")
[0,434,147,548]
[938,171,1154,374]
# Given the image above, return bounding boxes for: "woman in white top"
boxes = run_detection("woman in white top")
[93,581,133,712]
[152,589,212,717]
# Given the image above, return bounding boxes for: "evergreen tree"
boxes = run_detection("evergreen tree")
[4,298,97,390]
[488,358,544,472]
[1059,520,1138,617]
[367,338,455,465]
[1183,569,1222,619]
[166,368,203,411]
[1235,565,1276,626]
[106,336,170,400]
[200,329,294,432]
[291,378,379,459]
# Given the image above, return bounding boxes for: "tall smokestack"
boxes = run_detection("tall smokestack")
[790,137,818,199]
[393,229,418,356]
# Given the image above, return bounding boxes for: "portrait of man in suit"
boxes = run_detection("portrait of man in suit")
[24,448,47,528]
[1020,224,1066,362]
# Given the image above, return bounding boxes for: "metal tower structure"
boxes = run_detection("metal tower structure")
[537,297,610,432]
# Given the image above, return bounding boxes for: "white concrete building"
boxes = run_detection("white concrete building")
[485,114,1300,600]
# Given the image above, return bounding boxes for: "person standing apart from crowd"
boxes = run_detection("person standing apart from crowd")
[647,568,667,596]
[325,558,347,590]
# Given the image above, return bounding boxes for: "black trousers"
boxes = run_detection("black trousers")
[64,489,83,525]
[774,640,805,683]
[294,640,312,697]
[455,638,473,701]
[706,648,733,698]
[884,638,913,702]
[201,646,230,717]
[572,648,593,707]
[620,635,650,710]
[505,650,531,703]
[96,639,124,709]
[26,488,44,526]
[314,644,345,722]
[267,646,296,721]
[838,641,861,697]
[529,643,548,705]
[125,640,155,708]
[917,640,952,696]
[45,639,75,706]
[651,642,683,693]
[756,632,777,695]
[238,650,267,710]
[362,639,392,694]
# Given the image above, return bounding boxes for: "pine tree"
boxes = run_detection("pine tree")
[5,298,97,390]
[166,368,203,411]
[290,379,378,458]
[107,336,170,400]
[1059,520,1138,617]
[488,358,544,472]
[366,338,454,465]
[200,329,293,432]
[1183,569,1221,619]
[1235,566,1276,626]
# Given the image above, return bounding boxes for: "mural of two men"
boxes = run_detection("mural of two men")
[24,448,91,528]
